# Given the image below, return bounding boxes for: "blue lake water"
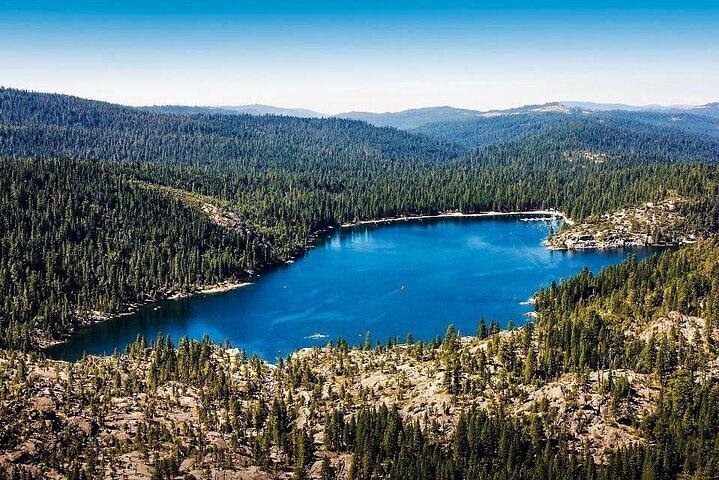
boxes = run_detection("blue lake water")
[46,216,660,361]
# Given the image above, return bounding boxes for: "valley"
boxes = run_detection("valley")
[3,0,719,477]
[0,88,718,480]
[44,216,657,362]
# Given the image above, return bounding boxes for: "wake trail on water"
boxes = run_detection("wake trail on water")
[507,231,543,268]
[302,285,407,341]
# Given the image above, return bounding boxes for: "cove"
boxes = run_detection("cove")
[46,216,660,362]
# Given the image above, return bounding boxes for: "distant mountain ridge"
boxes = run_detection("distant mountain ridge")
[339,101,719,129]
[334,106,488,130]
[560,101,695,112]
[225,104,326,117]
[562,101,719,117]
[139,100,719,129]
[140,104,327,118]
[692,102,719,118]
[412,108,719,152]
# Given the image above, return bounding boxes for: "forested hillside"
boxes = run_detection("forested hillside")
[0,159,275,350]
[0,88,460,168]
[1,88,719,350]
[413,110,719,155]
[410,112,568,149]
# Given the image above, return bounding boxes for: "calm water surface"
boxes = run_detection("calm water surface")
[46,216,659,361]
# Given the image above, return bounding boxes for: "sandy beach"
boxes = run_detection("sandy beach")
[340,209,573,227]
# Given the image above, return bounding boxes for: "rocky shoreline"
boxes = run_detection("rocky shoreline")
[38,281,252,350]
[545,198,697,251]
[545,233,689,251]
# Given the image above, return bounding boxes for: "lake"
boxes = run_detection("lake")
[46,215,659,361]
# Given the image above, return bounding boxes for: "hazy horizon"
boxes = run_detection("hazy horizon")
[3,0,719,114]
[1,86,715,115]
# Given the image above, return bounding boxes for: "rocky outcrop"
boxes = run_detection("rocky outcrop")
[546,198,696,250]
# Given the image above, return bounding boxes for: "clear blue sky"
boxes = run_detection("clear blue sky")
[2,1,718,113]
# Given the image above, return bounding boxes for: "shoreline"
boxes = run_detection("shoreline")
[339,209,573,228]
[544,239,687,252]
[42,209,569,353]
[40,281,252,350]
[544,198,694,251]
[168,281,252,299]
